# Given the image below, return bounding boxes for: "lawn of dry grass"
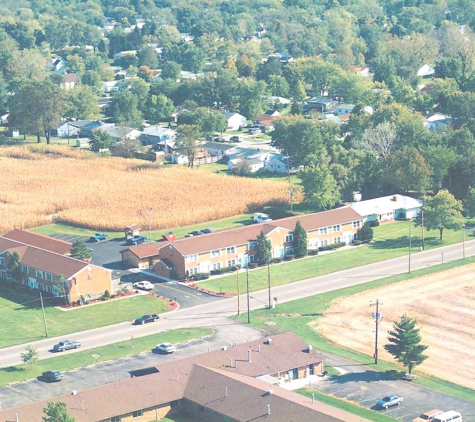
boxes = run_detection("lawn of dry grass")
[314,263,475,388]
[0,145,292,232]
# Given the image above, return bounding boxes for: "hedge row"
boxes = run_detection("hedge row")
[192,273,210,280]
[210,265,241,275]
[318,241,346,251]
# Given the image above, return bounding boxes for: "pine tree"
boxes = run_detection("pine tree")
[293,220,308,257]
[384,315,428,374]
[255,229,272,265]
[70,240,93,261]
[357,223,373,242]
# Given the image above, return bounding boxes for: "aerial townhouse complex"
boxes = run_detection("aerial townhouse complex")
[121,207,364,280]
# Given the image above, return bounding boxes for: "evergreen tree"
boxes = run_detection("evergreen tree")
[255,229,272,265]
[384,315,428,374]
[89,129,112,152]
[70,240,93,261]
[53,275,69,305]
[357,223,373,242]
[42,402,75,422]
[293,220,308,257]
[7,251,21,282]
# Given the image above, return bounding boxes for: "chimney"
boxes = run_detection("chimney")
[248,350,251,362]
[266,338,272,345]
[307,344,313,353]
[258,345,261,352]
[267,405,271,415]
[225,387,228,398]
[230,358,233,367]
[393,195,398,201]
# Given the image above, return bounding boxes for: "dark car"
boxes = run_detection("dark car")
[42,370,63,382]
[188,230,203,236]
[127,235,147,245]
[201,228,216,233]
[212,136,226,143]
[53,340,81,352]
[134,314,159,325]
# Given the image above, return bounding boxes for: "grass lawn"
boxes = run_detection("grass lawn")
[199,221,469,294]
[0,328,212,385]
[297,388,395,422]
[196,162,229,174]
[0,293,170,349]
[232,257,475,403]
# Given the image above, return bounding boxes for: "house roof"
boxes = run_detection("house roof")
[158,208,363,256]
[126,224,141,231]
[425,113,451,123]
[2,230,72,255]
[121,243,161,259]
[63,120,94,129]
[142,126,176,138]
[223,111,246,120]
[202,142,236,151]
[184,366,368,422]
[335,104,355,110]
[349,194,423,217]
[63,73,79,83]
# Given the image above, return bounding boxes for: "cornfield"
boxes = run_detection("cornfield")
[0,145,294,232]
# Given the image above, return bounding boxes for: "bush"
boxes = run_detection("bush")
[308,249,319,255]
[103,290,110,300]
[193,273,210,281]
[352,239,363,245]
[357,222,374,242]
[331,242,346,249]
[283,254,295,261]
[210,265,241,276]
[266,206,296,220]
[248,262,258,269]
[269,258,282,264]
[368,220,380,227]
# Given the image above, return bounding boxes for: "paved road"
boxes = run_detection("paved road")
[0,322,260,410]
[0,238,473,368]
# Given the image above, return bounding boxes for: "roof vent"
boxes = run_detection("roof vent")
[266,390,273,395]
[307,345,313,353]
[267,404,271,415]
[71,390,77,395]
[222,346,228,351]
[265,338,272,345]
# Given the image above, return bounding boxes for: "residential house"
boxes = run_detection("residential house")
[352,66,371,77]
[140,127,177,152]
[2,229,72,255]
[222,111,247,130]
[102,80,119,93]
[323,114,343,125]
[99,124,142,141]
[151,207,363,279]
[227,150,272,173]
[0,233,112,303]
[255,110,280,130]
[417,64,435,78]
[202,141,239,158]
[0,111,8,124]
[0,333,369,422]
[121,243,162,269]
[61,73,79,90]
[348,194,423,223]
[266,154,289,174]
[180,33,194,43]
[56,120,103,138]
[270,96,291,106]
[113,50,137,63]
[51,56,65,72]
[306,97,339,113]
[423,113,452,131]
[334,104,355,115]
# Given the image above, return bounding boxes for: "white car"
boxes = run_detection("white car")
[156,342,176,354]
[133,281,155,291]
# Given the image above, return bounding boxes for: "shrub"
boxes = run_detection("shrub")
[357,222,374,242]
[193,272,209,280]
[269,258,282,264]
[368,220,380,227]
[318,245,333,251]
[352,239,363,245]
[248,262,258,269]
[210,265,241,276]
[308,249,319,255]
[331,242,346,249]
[103,290,110,300]
[284,254,295,261]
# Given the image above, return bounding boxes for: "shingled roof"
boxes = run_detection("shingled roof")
[2,229,72,255]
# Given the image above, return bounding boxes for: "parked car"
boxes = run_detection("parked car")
[201,228,216,233]
[53,340,81,352]
[212,136,226,143]
[270,140,276,147]
[133,281,155,291]
[253,212,272,223]
[127,235,147,245]
[42,370,63,382]
[412,410,444,422]
[156,342,176,354]
[89,233,108,242]
[188,230,203,236]
[248,128,261,135]
[230,135,243,143]
[184,233,194,237]
[134,314,159,325]
[376,395,403,409]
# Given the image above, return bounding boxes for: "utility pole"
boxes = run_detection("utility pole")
[370,299,383,365]
[236,268,240,316]
[267,261,271,309]
[39,292,49,338]
[246,264,250,324]
[287,155,293,213]
[408,228,412,273]
[421,211,425,251]
[148,207,153,241]
[463,226,466,259]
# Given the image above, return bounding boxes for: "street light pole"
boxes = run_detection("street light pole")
[421,211,425,251]
[148,207,152,241]
[463,226,466,259]
[236,268,240,316]
[370,299,383,365]
[267,261,271,309]
[408,228,412,273]
[246,264,250,324]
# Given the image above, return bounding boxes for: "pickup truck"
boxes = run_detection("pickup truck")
[90,233,108,242]
[127,235,147,245]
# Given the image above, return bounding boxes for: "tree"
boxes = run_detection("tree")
[65,86,99,120]
[175,124,201,168]
[241,99,263,121]
[354,122,396,159]
[110,90,143,127]
[384,315,428,375]
[112,138,142,158]
[416,191,464,240]
[255,229,272,265]
[89,129,113,152]
[7,251,21,282]
[463,187,475,218]
[293,220,308,257]
[144,94,175,122]
[138,46,159,69]
[70,240,93,261]
[53,275,69,305]
[137,65,154,82]
[356,223,373,242]
[21,345,38,370]
[42,402,75,422]
[161,61,182,81]
[232,160,252,176]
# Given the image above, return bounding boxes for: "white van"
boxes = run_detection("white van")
[433,411,462,422]
[253,213,272,223]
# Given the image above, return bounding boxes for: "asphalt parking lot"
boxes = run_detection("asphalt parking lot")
[314,355,475,422]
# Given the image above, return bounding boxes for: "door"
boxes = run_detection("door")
[274,246,284,258]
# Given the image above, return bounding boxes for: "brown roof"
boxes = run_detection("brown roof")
[0,237,88,278]
[121,242,162,258]
[126,224,141,231]
[63,73,79,83]
[185,365,370,422]
[3,229,72,255]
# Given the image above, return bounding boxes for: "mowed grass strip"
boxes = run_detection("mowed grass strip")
[0,294,169,349]
[0,328,212,386]
[232,257,475,403]
[200,221,469,294]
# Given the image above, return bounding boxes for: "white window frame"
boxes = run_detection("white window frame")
[333,237,341,244]
[212,263,221,270]
[352,220,361,228]
[0,257,4,266]
[211,249,221,258]
[227,259,236,267]
[285,234,294,242]
[319,227,328,235]
[320,240,328,247]
[248,241,257,251]
[332,224,341,232]
[189,267,198,275]
[21,264,29,273]
[188,254,198,263]
[226,246,236,255]
[45,272,53,282]
[36,269,44,279]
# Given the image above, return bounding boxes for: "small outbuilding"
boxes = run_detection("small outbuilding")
[125,224,141,240]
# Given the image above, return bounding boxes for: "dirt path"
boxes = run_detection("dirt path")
[314,263,475,388]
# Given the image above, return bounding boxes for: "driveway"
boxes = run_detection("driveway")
[312,354,475,422]
[0,323,261,410]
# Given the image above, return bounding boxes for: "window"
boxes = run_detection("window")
[189,267,198,275]
[132,410,143,418]
[211,249,220,258]
[227,259,236,267]
[45,273,53,282]
[188,254,198,263]
[248,241,257,251]
[352,220,361,228]
[333,237,341,244]
[285,246,294,254]
[159,266,164,272]
[0,257,4,266]
[320,240,328,247]
[226,246,236,255]
[212,263,221,270]
[36,269,44,279]
[249,254,256,262]
[285,234,293,242]
[110,416,122,422]
[319,227,328,235]
[332,224,341,232]
[0,270,5,279]
[21,264,29,273]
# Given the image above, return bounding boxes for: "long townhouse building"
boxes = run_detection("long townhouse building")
[140,207,363,280]
[0,230,112,304]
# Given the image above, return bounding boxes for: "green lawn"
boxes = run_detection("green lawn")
[199,221,469,294]
[0,328,212,385]
[0,293,169,349]
[232,257,475,403]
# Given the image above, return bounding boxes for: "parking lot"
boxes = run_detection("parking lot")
[313,355,475,422]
